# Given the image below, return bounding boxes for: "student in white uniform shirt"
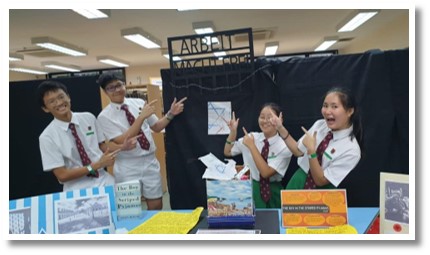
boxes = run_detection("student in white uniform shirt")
[97,72,187,210]
[38,80,119,191]
[272,87,362,189]
[224,103,293,208]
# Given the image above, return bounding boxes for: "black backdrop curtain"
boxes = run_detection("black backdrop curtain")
[10,76,102,200]
[162,49,409,209]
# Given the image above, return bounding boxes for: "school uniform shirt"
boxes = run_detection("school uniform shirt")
[97,98,162,194]
[297,119,361,187]
[39,112,115,191]
[230,132,292,182]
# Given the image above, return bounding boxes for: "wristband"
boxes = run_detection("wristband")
[226,139,234,145]
[280,132,290,140]
[308,153,317,159]
[166,111,174,121]
[86,165,96,176]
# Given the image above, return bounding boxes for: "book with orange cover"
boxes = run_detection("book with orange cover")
[281,189,348,228]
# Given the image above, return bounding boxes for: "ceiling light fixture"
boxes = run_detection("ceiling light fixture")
[31,36,88,56]
[192,21,219,45]
[72,9,110,19]
[264,42,279,56]
[121,27,161,49]
[9,53,24,61]
[9,65,47,75]
[161,49,181,61]
[192,21,215,34]
[337,10,379,32]
[213,51,226,57]
[42,61,81,72]
[97,56,129,67]
[314,37,339,51]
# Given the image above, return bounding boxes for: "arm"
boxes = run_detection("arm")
[301,126,330,187]
[224,111,239,157]
[52,149,120,182]
[151,97,187,132]
[269,111,304,157]
[112,100,158,144]
[242,127,277,179]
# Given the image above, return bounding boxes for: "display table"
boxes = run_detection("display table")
[113,208,379,234]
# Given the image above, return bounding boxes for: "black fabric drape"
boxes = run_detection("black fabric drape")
[162,49,409,208]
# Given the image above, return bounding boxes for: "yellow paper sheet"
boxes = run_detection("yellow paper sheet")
[129,207,204,234]
[286,224,358,234]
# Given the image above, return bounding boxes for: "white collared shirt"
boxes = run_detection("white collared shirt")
[97,98,160,182]
[39,112,114,191]
[231,132,292,182]
[97,97,159,157]
[297,119,361,187]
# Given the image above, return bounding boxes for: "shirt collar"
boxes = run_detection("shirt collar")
[53,112,79,132]
[332,124,353,141]
[258,133,279,146]
[110,99,128,111]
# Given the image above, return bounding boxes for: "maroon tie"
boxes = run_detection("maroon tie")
[121,104,150,150]
[304,131,333,189]
[260,139,271,203]
[69,123,99,178]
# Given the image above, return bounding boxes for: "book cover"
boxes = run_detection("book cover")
[281,189,348,228]
[115,180,143,220]
[380,172,409,234]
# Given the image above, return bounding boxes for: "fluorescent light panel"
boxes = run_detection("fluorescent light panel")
[31,37,87,56]
[97,56,129,67]
[213,51,226,57]
[9,53,24,61]
[193,21,215,35]
[315,37,338,51]
[72,9,110,19]
[9,66,47,75]
[264,42,279,56]
[121,27,161,49]
[338,10,379,32]
[42,61,81,72]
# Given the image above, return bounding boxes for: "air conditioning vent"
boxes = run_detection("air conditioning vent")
[338,37,354,42]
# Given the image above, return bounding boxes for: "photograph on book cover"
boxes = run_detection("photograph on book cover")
[380,172,409,234]
[9,207,31,234]
[54,194,113,234]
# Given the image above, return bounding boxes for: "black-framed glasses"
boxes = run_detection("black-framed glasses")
[105,82,124,93]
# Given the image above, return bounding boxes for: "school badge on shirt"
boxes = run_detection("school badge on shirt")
[86,126,94,136]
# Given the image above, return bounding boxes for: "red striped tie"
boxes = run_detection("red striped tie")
[304,131,333,189]
[121,104,150,150]
[260,139,271,203]
[69,123,99,178]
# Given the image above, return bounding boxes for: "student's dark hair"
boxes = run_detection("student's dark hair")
[37,80,69,108]
[260,102,281,117]
[97,72,125,89]
[324,87,363,147]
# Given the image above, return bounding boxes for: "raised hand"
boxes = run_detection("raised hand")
[227,111,240,132]
[242,127,255,149]
[139,100,157,119]
[169,97,187,116]
[301,126,317,154]
[270,111,283,130]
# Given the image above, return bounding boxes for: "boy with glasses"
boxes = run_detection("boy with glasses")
[37,80,120,191]
[97,72,186,210]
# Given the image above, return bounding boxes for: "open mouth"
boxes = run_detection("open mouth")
[326,117,335,125]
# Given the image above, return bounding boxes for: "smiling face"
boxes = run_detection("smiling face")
[322,92,354,131]
[42,89,72,122]
[104,80,126,104]
[258,106,278,137]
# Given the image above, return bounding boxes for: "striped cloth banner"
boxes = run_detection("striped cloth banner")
[9,185,115,234]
